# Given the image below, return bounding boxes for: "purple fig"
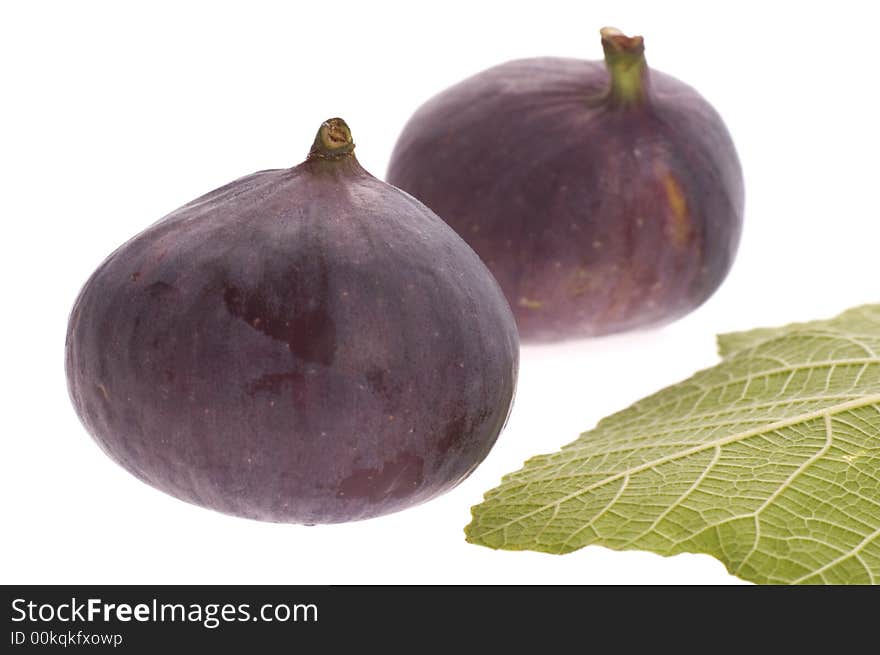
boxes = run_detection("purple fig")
[65,118,519,524]
[387,28,744,341]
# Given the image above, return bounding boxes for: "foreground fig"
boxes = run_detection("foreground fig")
[388,28,744,341]
[65,118,519,524]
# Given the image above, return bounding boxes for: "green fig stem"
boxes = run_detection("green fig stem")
[308,117,356,160]
[600,27,648,107]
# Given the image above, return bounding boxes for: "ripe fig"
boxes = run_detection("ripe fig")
[65,118,519,524]
[387,28,744,341]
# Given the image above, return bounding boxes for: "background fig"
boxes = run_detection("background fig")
[387,28,744,341]
[65,118,519,524]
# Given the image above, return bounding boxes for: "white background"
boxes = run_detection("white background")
[2,0,879,584]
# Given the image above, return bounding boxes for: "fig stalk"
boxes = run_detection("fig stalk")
[600,26,649,106]
[308,117,356,160]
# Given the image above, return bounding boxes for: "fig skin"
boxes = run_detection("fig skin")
[387,29,744,341]
[65,118,519,524]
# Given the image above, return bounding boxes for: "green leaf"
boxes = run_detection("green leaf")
[716,306,880,358]
[466,304,880,584]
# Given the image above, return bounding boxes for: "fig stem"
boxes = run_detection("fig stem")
[600,27,648,107]
[308,118,356,160]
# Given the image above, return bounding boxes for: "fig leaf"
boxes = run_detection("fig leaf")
[466,305,880,584]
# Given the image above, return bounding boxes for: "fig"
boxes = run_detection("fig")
[65,118,519,524]
[387,28,744,341]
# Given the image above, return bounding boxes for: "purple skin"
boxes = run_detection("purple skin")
[65,119,519,524]
[387,29,744,341]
